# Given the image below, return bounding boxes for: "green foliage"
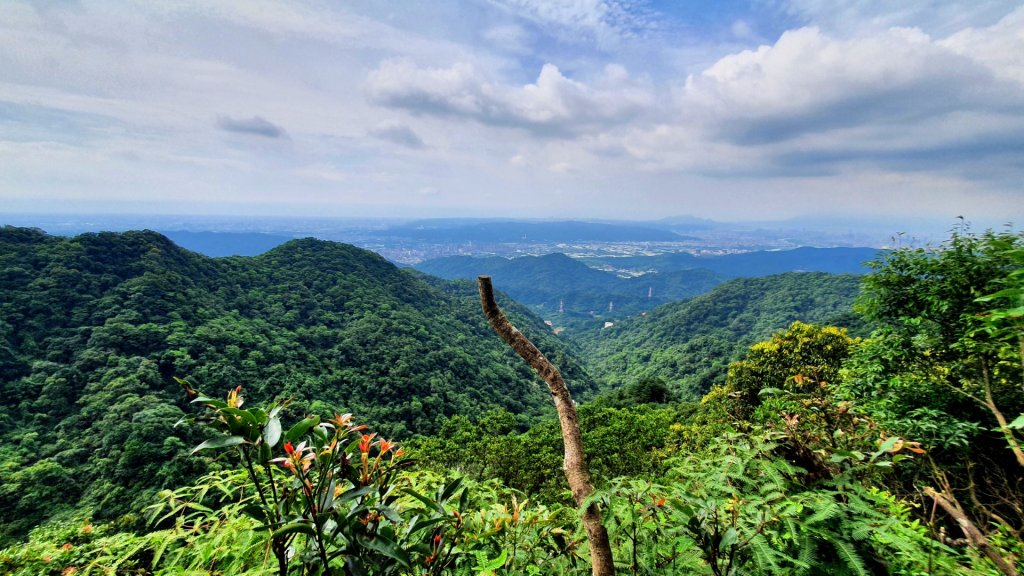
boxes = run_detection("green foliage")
[725,321,856,417]
[595,431,966,576]
[0,227,595,542]
[181,384,465,575]
[412,404,680,500]
[579,273,864,399]
[835,228,1024,574]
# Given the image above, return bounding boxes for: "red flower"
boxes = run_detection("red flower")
[284,441,295,455]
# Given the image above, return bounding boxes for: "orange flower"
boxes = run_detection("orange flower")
[358,433,377,454]
[329,413,353,428]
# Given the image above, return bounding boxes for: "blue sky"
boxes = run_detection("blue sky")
[1,0,1022,223]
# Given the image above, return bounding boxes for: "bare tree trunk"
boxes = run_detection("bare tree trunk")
[478,276,614,576]
[924,487,1019,576]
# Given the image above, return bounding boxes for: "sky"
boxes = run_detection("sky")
[1,0,1023,223]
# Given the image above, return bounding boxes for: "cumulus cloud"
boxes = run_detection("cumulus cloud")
[619,14,1024,180]
[683,26,1021,143]
[217,115,288,138]
[364,60,654,137]
[368,121,425,149]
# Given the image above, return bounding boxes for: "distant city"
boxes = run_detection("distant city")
[0,212,975,264]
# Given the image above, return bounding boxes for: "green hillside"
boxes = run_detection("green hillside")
[576,272,865,398]
[0,227,593,540]
[416,253,725,326]
[0,228,1021,576]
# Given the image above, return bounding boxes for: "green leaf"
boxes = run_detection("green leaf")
[338,485,375,504]
[479,549,508,571]
[191,396,227,409]
[1008,413,1024,430]
[404,488,445,514]
[439,476,464,503]
[871,437,900,459]
[271,521,317,539]
[191,435,245,454]
[263,417,282,447]
[285,416,320,443]
[720,527,739,550]
[357,533,412,570]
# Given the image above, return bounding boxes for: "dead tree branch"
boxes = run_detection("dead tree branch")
[478,276,614,576]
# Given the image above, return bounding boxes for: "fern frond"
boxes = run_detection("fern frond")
[831,538,869,576]
[805,500,841,525]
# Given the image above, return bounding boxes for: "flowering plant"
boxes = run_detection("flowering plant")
[177,379,464,576]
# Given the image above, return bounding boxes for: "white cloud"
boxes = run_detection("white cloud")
[364,60,654,136]
[614,16,1024,182]
[694,28,998,143]
[941,7,1024,84]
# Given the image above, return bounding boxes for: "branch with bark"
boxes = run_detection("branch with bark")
[477,276,614,576]
[925,486,1019,576]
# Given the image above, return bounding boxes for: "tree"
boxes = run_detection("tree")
[841,228,1024,575]
[478,276,614,576]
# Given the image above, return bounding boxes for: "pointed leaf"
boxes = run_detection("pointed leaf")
[264,417,282,447]
[271,521,317,539]
[191,435,245,454]
[285,416,320,443]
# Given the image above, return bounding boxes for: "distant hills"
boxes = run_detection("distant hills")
[584,246,880,276]
[416,246,879,327]
[575,272,865,399]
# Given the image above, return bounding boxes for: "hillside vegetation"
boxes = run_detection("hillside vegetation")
[0,227,1021,576]
[417,247,876,330]
[0,227,593,542]
[577,272,865,398]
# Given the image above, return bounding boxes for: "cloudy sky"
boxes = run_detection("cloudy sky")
[1,0,1022,222]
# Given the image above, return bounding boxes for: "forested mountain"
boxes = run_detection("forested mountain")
[0,227,594,541]
[0,228,1021,576]
[416,253,726,324]
[577,272,865,398]
[417,247,876,330]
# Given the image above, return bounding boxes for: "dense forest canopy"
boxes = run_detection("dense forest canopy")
[576,272,866,398]
[0,227,594,542]
[0,226,1021,576]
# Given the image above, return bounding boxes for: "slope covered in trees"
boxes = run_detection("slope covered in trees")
[417,247,877,331]
[576,272,865,398]
[2,227,1021,576]
[0,227,594,542]
[416,253,726,325]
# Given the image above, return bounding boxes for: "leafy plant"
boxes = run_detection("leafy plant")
[179,382,467,575]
